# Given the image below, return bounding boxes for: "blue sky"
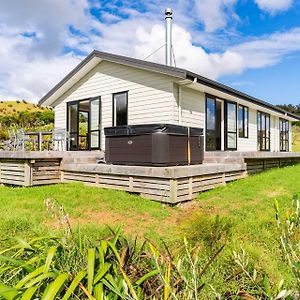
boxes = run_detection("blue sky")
[0,0,299,105]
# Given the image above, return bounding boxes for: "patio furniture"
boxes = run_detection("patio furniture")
[8,128,17,150]
[51,128,69,151]
[16,129,37,151]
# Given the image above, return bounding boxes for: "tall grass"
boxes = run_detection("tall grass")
[0,198,299,299]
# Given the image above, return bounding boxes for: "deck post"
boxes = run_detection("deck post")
[169,179,178,203]
[222,173,226,185]
[95,173,99,184]
[129,176,134,192]
[188,177,193,200]
[61,170,65,183]
[24,160,32,187]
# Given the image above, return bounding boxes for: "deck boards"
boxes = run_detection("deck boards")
[0,151,300,203]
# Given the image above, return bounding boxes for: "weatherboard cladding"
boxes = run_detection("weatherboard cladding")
[54,60,176,147]
[39,50,299,120]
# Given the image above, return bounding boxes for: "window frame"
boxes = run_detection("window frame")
[205,94,222,151]
[279,118,289,152]
[66,97,102,151]
[224,100,238,151]
[112,91,128,126]
[257,111,271,151]
[238,105,249,138]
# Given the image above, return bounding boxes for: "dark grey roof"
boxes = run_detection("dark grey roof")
[39,50,300,120]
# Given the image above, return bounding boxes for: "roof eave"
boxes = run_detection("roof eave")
[38,50,187,106]
[186,71,300,121]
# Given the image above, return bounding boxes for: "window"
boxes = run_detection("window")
[225,101,237,150]
[279,119,289,152]
[205,96,222,151]
[238,105,248,138]
[257,111,270,151]
[113,92,128,126]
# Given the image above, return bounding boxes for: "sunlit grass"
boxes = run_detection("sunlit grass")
[1,164,300,293]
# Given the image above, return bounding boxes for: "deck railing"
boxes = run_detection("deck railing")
[3,128,72,151]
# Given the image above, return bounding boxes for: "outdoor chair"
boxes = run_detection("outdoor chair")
[15,129,37,151]
[51,128,69,151]
[8,128,17,150]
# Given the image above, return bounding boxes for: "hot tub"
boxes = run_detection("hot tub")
[104,124,204,166]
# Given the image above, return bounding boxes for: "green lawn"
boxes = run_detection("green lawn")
[1,164,300,291]
[293,125,300,152]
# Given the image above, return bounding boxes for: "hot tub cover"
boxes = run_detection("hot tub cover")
[104,124,203,137]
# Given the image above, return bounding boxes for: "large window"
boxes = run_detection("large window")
[113,91,128,126]
[225,101,237,150]
[257,111,270,151]
[205,96,222,151]
[279,119,289,152]
[238,105,248,138]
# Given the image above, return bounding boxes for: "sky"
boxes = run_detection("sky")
[0,0,300,105]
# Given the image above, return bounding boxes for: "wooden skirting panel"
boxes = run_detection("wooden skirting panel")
[0,158,61,186]
[32,159,61,185]
[62,169,246,203]
[1,152,300,203]
[0,160,26,186]
[245,157,300,174]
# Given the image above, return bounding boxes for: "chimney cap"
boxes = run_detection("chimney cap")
[165,8,173,17]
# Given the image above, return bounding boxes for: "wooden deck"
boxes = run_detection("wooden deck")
[0,151,300,203]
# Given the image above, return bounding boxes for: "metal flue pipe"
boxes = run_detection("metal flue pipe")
[165,8,173,66]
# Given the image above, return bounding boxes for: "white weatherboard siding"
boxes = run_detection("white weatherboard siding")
[289,121,293,151]
[237,108,257,152]
[271,116,279,152]
[54,61,175,148]
[174,86,205,128]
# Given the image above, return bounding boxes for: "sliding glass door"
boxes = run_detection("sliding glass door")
[279,119,289,152]
[89,98,101,150]
[67,97,101,150]
[257,111,270,151]
[206,96,222,151]
[225,101,237,150]
[68,103,79,150]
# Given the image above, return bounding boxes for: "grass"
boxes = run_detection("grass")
[292,125,300,152]
[1,164,300,292]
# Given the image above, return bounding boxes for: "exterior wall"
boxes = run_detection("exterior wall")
[53,61,293,153]
[54,61,176,148]
[173,86,205,128]
[289,121,293,152]
[175,86,291,152]
[237,107,257,152]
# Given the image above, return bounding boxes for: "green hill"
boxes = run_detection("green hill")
[0,100,54,142]
[0,100,51,115]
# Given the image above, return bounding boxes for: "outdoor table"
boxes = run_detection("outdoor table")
[24,131,52,151]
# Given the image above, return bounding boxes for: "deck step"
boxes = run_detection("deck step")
[203,152,244,164]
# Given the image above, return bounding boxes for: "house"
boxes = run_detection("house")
[39,50,300,153]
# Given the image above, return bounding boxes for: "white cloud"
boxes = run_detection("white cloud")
[0,0,92,56]
[134,24,244,79]
[255,0,293,14]
[194,0,238,32]
[0,0,300,102]
[0,32,81,100]
[231,28,300,68]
